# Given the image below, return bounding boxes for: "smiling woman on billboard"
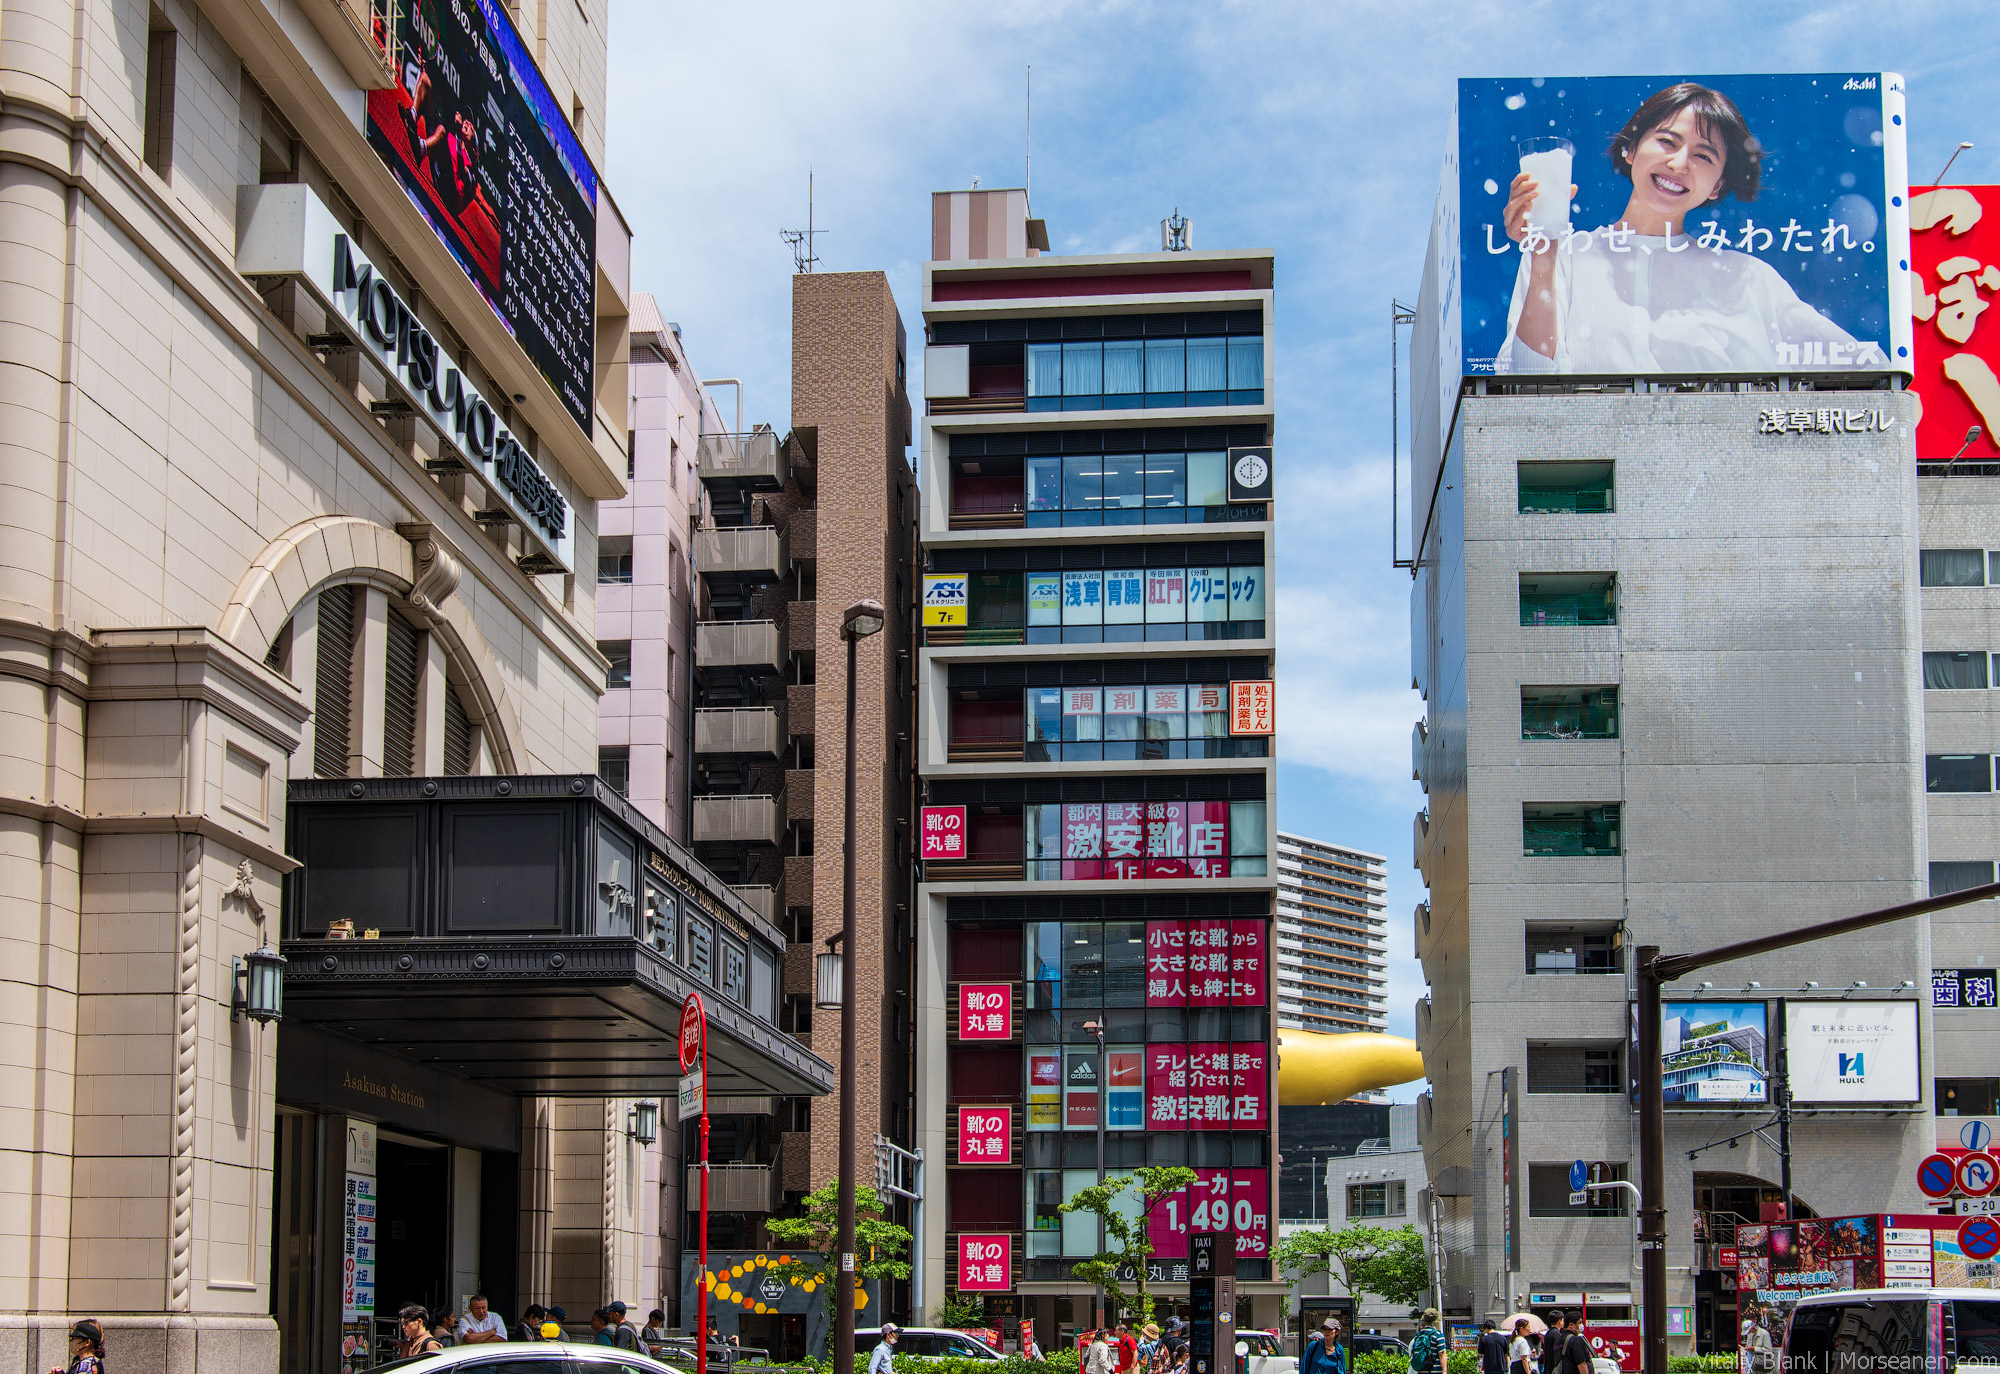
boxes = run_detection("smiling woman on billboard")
[1494,82,1888,374]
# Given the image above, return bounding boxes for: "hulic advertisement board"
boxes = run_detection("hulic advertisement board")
[368,0,599,436]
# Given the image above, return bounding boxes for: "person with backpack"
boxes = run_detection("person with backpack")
[1557,1314,1594,1374]
[1409,1310,1446,1374]
[606,1302,642,1353]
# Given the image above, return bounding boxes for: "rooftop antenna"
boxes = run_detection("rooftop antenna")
[1936,141,1975,184]
[780,169,826,274]
[1025,64,1032,203]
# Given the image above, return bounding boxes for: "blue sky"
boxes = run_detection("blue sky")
[604,1,2000,1100]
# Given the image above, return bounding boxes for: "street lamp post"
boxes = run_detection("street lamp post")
[1082,1017,1106,1329]
[835,598,886,1374]
[1632,877,2000,1374]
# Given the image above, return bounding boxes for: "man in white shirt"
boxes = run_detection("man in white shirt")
[867,1324,901,1374]
[456,1295,505,1346]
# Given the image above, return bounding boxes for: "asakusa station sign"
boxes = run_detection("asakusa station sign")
[236,183,573,573]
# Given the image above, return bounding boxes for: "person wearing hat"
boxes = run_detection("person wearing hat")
[1409,1310,1445,1374]
[1301,1318,1345,1374]
[868,1323,902,1374]
[605,1302,642,1353]
[52,1319,105,1374]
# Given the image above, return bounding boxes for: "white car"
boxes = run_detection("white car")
[856,1328,1005,1361]
[374,1341,683,1373]
[1235,1328,1299,1374]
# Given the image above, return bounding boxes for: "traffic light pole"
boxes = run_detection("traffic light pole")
[1634,879,2000,1374]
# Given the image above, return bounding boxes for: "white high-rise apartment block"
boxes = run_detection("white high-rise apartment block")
[1275,834,1389,1035]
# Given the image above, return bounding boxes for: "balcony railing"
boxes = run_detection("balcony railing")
[693,794,783,846]
[696,707,783,758]
[947,738,1026,763]
[1523,805,1622,857]
[687,1164,774,1213]
[698,430,787,489]
[730,885,778,925]
[696,620,784,674]
[695,526,786,582]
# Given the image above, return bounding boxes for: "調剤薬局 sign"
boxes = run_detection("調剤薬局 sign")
[235,183,573,574]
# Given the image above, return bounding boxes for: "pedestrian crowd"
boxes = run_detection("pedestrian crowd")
[387,1294,674,1359]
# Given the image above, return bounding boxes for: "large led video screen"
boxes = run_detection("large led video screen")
[368,0,598,435]
[1449,73,1912,380]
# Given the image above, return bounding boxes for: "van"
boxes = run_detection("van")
[1783,1288,2000,1372]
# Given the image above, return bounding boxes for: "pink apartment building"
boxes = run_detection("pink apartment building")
[597,293,723,838]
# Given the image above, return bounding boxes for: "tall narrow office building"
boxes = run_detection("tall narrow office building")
[1274,834,1390,1035]
[913,190,1281,1341]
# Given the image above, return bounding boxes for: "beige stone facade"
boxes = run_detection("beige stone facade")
[0,0,669,1366]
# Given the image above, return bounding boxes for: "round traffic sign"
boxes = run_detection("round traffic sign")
[680,993,706,1072]
[1570,1160,1589,1192]
[1960,1216,2000,1260]
[1919,1153,1959,1199]
[1960,1152,2000,1199]
[1964,1120,1995,1152]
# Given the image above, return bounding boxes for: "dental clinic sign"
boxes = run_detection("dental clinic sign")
[235,184,573,572]
[1785,1000,1920,1104]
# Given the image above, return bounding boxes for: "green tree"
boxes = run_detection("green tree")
[1057,1166,1199,1325]
[764,1181,913,1333]
[937,1294,989,1329]
[1273,1222,1429,1309]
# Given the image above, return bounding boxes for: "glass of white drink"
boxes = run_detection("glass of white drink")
[1517,136,1575,235]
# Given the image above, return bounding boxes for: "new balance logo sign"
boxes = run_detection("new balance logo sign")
[1839,1053,1866,1080]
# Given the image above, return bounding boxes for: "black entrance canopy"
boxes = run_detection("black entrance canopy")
[280,775,833,1099]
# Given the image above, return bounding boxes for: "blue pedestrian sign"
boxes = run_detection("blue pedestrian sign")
[1964,1121,1994,1152]
[1570,1160,1589,1192]
[1959,1216,2000,1261]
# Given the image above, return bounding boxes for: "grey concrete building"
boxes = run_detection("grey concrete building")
[1914,477,2000,1127]
[1409,380,1939,1346]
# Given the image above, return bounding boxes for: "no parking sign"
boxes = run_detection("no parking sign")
[1919,1153,1959,1198]
[1959,1216,2000,1261]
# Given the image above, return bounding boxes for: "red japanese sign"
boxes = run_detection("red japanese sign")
[1229,680,1274,736]
[1586,1324,1642,1373]
[1143,919,1268,1006]
[1145,1168,1271,1259]
[920,805,967,861]
[1143,1043,1268,1130]
[1060,802,1230,881]
[958,983,1012,1040]
[957,1233,1012,1291]
[1912,186,2000,463]
[957,1106,1011,1165]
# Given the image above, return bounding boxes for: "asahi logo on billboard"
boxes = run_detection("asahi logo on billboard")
[235,183,573,573]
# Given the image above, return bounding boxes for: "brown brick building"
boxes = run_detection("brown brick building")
[687,272,919,1334]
